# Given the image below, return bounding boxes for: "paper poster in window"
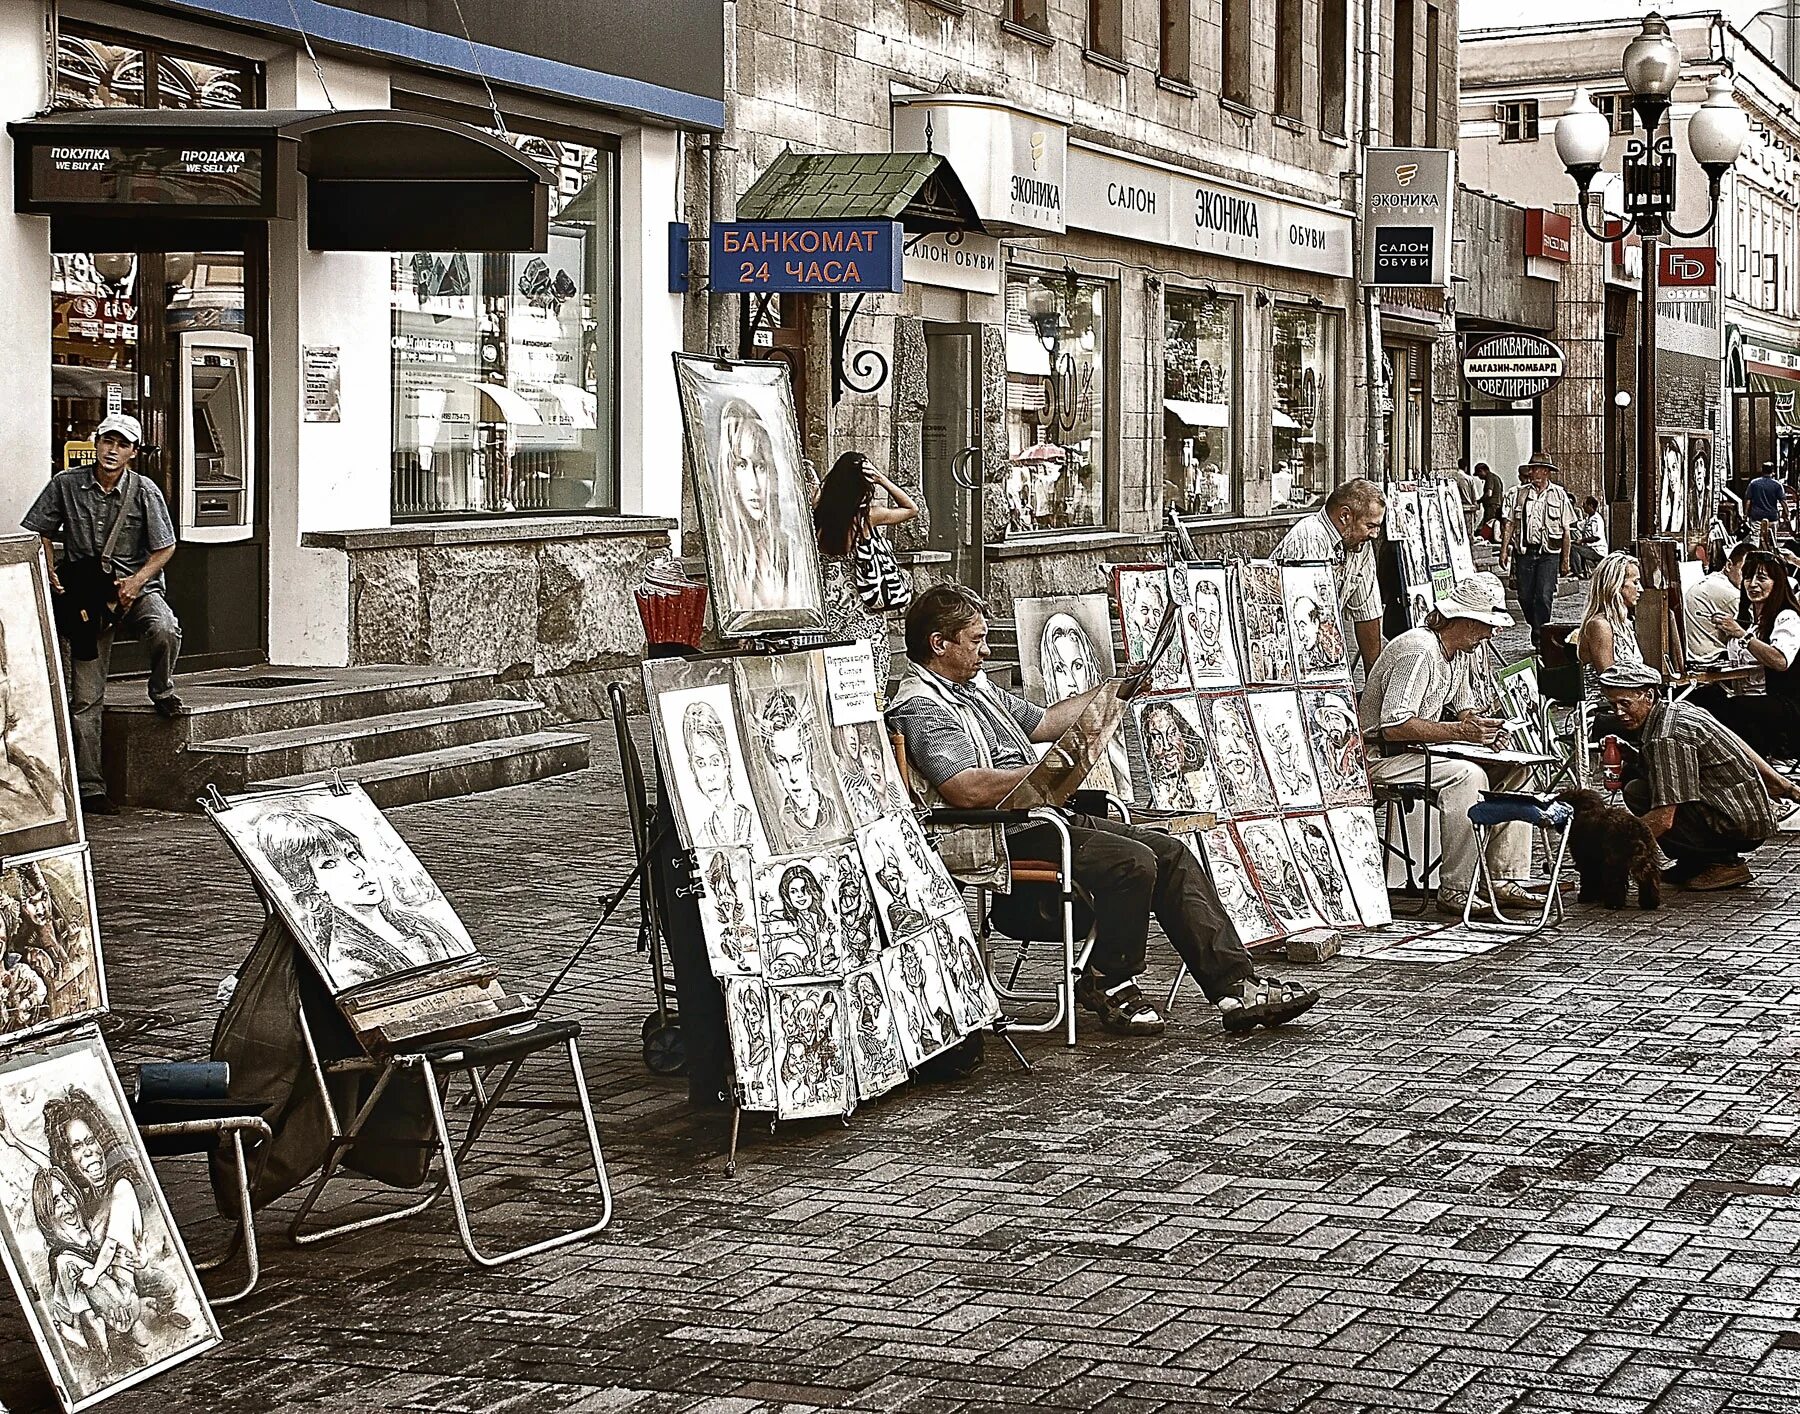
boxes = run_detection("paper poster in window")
[673,353,825,636]
[508,227,592,452]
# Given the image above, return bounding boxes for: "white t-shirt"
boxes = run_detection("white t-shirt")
[1760,606,1800,669]
[1683,572,1741,662]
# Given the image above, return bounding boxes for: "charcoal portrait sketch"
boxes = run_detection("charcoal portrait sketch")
[1014,594,1133,799]
[1280,564,1349,682]
[1113,566,1190,692]
[738,655,851,855]
[1303,689,1372,807]
[1327,806,1393,928]
[647,665,768,856]
[830,718,908,827]
[210,785,474,995]
[0,1029,218,1411]
[930,913,999,1034]
[1,846,106,1045]
[879,935,962,1067]
[1133,695,1223,814]
[1237,562,1296,685]
[673,354,824,636]
[1284,814,1360,930]
[770,982,852,1120]
[1236,819,1328,934]
[1179,566,1241,687]
[1205,692,1278,816]
[0,552,74,848]
[1194,827,1279,946]
[723,978,778,1112]
[845,965,910,1099]
[1245,690,1323,810]
[696,847,761,977]
[754,854,846,982]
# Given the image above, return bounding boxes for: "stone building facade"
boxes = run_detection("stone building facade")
[692,0,1463,614]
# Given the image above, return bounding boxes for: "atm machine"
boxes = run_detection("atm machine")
[176,330,254,544]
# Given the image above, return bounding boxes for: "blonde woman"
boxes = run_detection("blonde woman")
[1577,552,1647,724]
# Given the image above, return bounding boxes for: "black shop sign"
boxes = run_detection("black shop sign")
[1371,226,1435,285]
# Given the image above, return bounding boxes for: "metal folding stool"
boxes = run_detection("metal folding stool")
[1462,796,1574,936]
[133,1099,273,1306]
[1372,772,1443,917]
[290,1014,613,1268]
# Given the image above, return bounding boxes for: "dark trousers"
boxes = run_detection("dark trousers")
[1622,777,1763,868]
[648,792,730,1101]
[1514,550,1559,642]
[1007,812,1254,1002]
[1685,684,1800,762]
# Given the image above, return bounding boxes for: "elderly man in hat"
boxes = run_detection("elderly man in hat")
[1599,662,1792,890]
[1498,451,1577,646]
[1358,573,1537,917]
[21,413,181,815]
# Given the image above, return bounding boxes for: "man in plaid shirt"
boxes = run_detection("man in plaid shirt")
[1600,663,1784,890]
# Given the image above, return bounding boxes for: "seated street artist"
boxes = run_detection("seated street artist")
[1358,574,1539,919]
[1600,663,1787,890]
[886,584,1319,1036]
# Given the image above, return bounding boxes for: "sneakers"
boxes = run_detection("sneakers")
[1074,972,1166,1036]
[1685,862,1752,891]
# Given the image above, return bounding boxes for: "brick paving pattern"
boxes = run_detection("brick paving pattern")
[0,704,1795,1414]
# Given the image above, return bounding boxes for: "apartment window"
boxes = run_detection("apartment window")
[1319,0,1348,136]
[1392,0,1416,145]
[1011,0,1049,33]
[1089,0,1123,58]
[1163,290,1240,516]
[1424,5,1441,145]
[1160,0,1191,84]
[1005,272,1112,530]
[1276,0,1303,120]
[1222,0,1252,107]
[1498,99,1540,143]
[1595,93,1635,134]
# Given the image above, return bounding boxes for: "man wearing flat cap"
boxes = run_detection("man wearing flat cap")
[1359,574,1537,918]
[22,413,182,815]
[1599,662,1797,890]
[1498,451,1576,647]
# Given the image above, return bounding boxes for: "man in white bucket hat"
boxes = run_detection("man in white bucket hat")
[1357,572,1536,918]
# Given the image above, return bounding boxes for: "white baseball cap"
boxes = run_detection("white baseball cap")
[94,413,142,445]
[1435,572,1515,629]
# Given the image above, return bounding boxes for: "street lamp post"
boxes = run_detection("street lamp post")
[1553,12,1748,541]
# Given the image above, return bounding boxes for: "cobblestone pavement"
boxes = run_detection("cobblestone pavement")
[1,701,1796,1414]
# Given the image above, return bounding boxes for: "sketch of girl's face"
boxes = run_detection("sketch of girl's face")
[307,841,383,911]
[782,872,819,914]
[44,1169,87,1244]
[725,414,776,525]
[1042,617,1098,701]
[65,1117,106,1187]
[688,734,732,805]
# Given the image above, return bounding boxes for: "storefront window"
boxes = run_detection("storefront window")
[1003,271,1109,531]
[1272,304,1340,511]
[1163,290,1238,517]
[54,26,254,110]
[391,130,617,518]
[1382,341,1431,481]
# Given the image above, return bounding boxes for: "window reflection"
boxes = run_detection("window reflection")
[1004,272,1108,532]
[1163,290,1237,517]
[1272,305,1341,511]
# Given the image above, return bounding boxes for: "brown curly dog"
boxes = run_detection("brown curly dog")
[1557,788,1662,910]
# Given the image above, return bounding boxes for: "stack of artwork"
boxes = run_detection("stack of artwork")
[0,535,220,1412]
[1027,559,1398,952]
[1388,478,1475,628]
[645,641,999,1120]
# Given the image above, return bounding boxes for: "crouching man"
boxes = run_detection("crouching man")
[886,583,1318,1036]
[1599,662,1778,890]
[1358,573,1539,918]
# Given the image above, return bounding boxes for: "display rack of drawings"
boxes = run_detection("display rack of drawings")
[1018,557,1392,953]
[644,641,1000,1122]
[0,534,220,1414]
[1387,477,1478,630]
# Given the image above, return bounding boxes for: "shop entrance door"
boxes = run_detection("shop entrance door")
[50,242,268,672]
[922,323,985,596]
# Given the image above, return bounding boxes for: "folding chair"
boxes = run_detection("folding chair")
[289,1009,613,1268]
[1462,796,1574,935]
[609,680,684,1075]
[131,1097,273,1306]
[1373,766,1444,917]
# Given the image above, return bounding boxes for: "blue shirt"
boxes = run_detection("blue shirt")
[1748,475,1784,521]
[22,469,176,594]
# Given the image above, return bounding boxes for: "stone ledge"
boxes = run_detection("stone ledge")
[984,530,1161,560]
[305,515,677,552]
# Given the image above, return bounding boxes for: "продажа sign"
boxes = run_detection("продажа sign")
[709,221,904,294]
[1462,333,1566,401]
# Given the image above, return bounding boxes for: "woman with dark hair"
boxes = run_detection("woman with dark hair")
[813,450,917,703]
[1691,550,1800,760]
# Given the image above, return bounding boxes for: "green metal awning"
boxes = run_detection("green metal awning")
[735,151,984,233]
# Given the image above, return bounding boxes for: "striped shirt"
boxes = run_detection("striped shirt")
[888,671,1043,787]
[1273,510,1382,624]
[1639,699,1776,838]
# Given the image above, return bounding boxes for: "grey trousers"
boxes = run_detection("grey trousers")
[69,591,181,797]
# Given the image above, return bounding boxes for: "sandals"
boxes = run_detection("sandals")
[1075,973,1167,1035]
[1218,977,1320,1034]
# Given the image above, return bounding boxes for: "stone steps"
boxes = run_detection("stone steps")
[192,698,550,792]
[252,730,594,811]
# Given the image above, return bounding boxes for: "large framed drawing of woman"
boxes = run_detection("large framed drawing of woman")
[673,353,825,637]
[0,1026,220,1412]
[0,537,79,859]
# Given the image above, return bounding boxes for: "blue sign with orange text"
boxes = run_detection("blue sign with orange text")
[709,220,903,294]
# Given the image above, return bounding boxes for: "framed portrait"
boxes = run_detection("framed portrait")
[1113,566,1190,693]
[1245,689,1324,811]
[672,353,825,637]
[929,912,1000,1034]
[1283,813,1361,930]
[1418,480,1453,573]
[1387,483,1430,590]
[694,846,761,977]
[1014,593,1134,799]
[1301,688,1372,808]
[1192,827,1279,947]
[878,934,963,1067]
[1327,806,1392,927]
[1687,434,1714,532]
[0,538,80,860]
[1130,694,1223,815]
[754,852,849,983]
[0,1026,220,1413]
[857,817,957,946]
[737,652,853,856]
[644,656,770,858]
[1203,691,1278,817]
[768,981,854,1120]
[723,978,778,1113]
[1656,430,1688,537]
[1235,561,1296,685]
[1441,481,1477,581]
[1176,565,1242,688]
[1279,563,1349,684]
[1233,817,1329,935]
[206,783,475,997]
[1,845,107,1047]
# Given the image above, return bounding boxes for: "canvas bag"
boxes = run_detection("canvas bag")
[852,526,911,613]
[208,915,434,1213]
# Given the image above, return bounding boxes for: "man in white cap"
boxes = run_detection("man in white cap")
[1599,661,1789,889]
[22,413,181,814]
[1357,572,1536,917]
